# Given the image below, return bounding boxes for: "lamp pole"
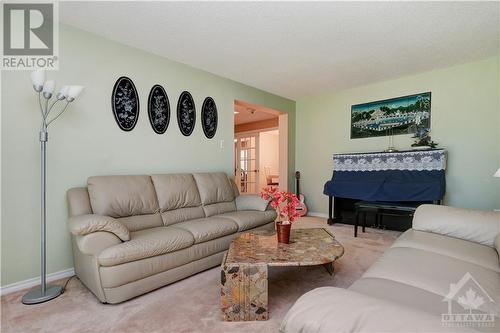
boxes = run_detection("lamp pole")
[40,127,47,296]
[22,70,83,305]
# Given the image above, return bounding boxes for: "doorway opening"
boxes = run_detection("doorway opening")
[234,100,288,194]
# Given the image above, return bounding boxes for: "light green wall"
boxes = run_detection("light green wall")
[0,25,295,286]
[296,57,500,214]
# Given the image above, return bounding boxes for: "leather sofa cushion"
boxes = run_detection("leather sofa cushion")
[161,206,205,226]
[100,235,237,289]
[172,217,238,244]
[88,175,159,218]
[151,174,202,211]
[100,223,274,289]
[189,233,237,260]
[102,252,226,304]
[217,210,277,231]
[116,213,163,232]
[393,229,500,272]
[99,247,192,288]
[350,277,465,318]
[98,227,194,266]
[203,201,236,217]
[235,194,269,211]
[361,247,500,311]
[413,204,500,247]
[193,172,235,205]
[280,287,460,333]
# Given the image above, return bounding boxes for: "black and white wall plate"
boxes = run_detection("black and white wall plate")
[177,91,196,136]
[201,97,218,139]
[111,76,140,131]
[148,85,170,134]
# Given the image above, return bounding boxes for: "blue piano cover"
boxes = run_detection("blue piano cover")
[323,170,445,202]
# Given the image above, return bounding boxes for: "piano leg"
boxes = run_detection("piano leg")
[362,211,366,233]
[328,196,344,225]
[329,196,344,225]
[327,196,334,225]
[354,210,359,237]
[333,197,343,224]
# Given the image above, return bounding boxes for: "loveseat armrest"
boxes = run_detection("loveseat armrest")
[68,214,130,241]
[412,204,500,247]
[280,287,465,333]
[235,194,269,211]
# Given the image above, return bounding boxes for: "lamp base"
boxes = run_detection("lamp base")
[22,284,63,305]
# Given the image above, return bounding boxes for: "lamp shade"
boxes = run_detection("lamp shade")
[42,80,55,95]
[494,168,500,178]
[31,70,45,91]
[58,85,70,97]
[67,86,84,101]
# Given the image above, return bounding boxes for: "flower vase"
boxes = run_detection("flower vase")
[276,221,291,244]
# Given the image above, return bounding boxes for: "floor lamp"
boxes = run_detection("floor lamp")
[22,70,84,305]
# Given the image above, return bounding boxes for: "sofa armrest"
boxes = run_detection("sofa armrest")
[281,287,462,333]
[69,214,130,241]
[412,204,500,247]
[75,232,122,256]
[235,194,269,211]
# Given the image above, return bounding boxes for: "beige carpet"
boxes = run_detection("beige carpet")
[1,217,400,333]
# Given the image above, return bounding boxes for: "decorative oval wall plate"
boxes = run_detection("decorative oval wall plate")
[177,91,196,136]
[111,76,140,131]
[201,97,218,139]
[148,85,170,134]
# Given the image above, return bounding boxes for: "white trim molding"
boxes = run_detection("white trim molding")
[307,211,329,218]
[1,268,75,296]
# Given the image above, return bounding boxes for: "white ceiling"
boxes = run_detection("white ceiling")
[60,1,500,100]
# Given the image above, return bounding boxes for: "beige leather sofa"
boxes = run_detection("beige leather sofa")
[67,172,276,304]
[281,205,500,332]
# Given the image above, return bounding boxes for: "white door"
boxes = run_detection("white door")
[234,133,260,194]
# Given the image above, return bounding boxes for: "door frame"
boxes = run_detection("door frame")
[278,114,288,192]
[234,100,288,192]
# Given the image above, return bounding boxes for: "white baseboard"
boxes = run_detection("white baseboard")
[307,211,329,218]
[1,268,75,296]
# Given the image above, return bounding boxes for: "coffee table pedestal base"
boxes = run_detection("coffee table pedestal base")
[221,255,268,321]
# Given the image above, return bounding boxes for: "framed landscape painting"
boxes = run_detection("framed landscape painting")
[350,92,431,139]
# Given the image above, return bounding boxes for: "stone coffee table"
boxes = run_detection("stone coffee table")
[220,228,344,321]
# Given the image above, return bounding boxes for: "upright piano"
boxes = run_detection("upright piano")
[324,149,447,225]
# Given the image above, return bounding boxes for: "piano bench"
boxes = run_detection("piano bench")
[353,201,420,237]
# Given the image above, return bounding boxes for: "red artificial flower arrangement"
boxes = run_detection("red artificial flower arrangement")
[260,186,301,225]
